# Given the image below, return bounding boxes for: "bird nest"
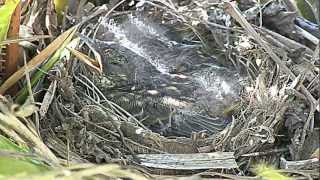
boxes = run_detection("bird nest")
[0,0,318,178]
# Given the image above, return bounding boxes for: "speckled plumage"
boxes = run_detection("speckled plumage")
[94,15,241,137]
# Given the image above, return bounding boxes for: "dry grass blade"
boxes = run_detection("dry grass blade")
[0,96,60,166]
[66,46,102,73]
[0,35,52,46]
[0,122,25,145]
[39,80,57,119]
[223,1,318,111]
[0,25,78,94]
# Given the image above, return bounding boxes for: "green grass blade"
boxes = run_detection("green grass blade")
[15,26,78,103]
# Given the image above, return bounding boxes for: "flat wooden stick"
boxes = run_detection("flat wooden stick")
[134,152,238,170]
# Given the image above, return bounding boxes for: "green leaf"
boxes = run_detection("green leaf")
[295,0,317,23]
[0,157,49,176]
[53,0,69,23]
[0,135,50,176]
[0,135,28,152]
[0,0,20,42]
[254,164,292,180]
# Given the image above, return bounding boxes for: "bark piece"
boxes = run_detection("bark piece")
[134,152,237,170]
